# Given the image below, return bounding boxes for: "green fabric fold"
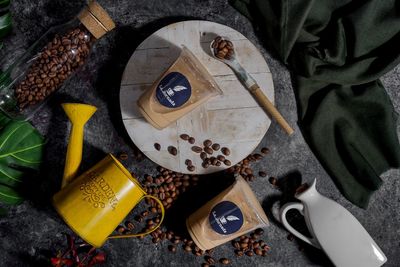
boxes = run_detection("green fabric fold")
[231,0,400,208]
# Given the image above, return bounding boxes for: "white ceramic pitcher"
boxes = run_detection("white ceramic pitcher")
[279,179,387,267]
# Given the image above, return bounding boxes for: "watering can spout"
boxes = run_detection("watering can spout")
[61,103,97,188]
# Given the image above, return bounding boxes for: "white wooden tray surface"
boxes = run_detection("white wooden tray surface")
[119,20,273,174]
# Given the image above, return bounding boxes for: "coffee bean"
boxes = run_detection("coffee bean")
[187,165,195,172]
[259,171,267,177]
[118,152,128,160]
[255,228,264,236]
[211,143,220,151]
[204,256,215,264]
[223,159,231,166]
[254,247,263,256]
[262,244,271,251]
[261,147,270,154]
[204,147,213,155]
[232,241,240,249]
[191,146,202,153]
[245,251,254,257]
[217,155,225,161]
[185,159,192,166]
[202,162,209,168]
[219,258,231,265]
[287,234,295,241]
[188,137,195,144]
[184,245,192,252]
[235,250,244,257]
[221,147,230,156]
[168,245,176,253]
[201,264,210,267]
[125,221,135,230]
[240,242,248,249]
[154,143,161,151]
[254,153,263,160]
[215,161,221,166]
[168,146,178,156]
[200,152,207,160]
[116,226,125,234]
[152,237,160,243]
[203,139,212,147]
[180,134,190,140]
[268,176,278,186]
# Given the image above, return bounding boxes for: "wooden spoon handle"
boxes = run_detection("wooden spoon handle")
[249,84,294,135]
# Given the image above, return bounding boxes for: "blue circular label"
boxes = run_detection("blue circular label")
[155,72,191,108]
[208,201,244,235]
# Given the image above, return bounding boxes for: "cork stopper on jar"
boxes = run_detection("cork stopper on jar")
[78,0,115,39]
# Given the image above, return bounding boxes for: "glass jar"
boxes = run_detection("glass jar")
[0,0,115,119]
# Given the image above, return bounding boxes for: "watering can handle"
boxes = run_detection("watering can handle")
[279,202,321,249]
[108,195,165,239]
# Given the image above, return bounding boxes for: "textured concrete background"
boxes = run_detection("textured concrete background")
[0,0,399,266]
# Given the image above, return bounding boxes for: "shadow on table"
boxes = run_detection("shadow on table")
[21,93,106,211]
[262,171,333,267]
[94,16,200,159]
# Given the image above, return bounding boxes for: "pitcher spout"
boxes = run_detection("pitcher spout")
[295,178,318,201]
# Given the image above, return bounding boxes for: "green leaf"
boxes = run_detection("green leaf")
[0,121,44,187]
[0,12,11,39]
[0,0,10,9]
[0,183,23,204]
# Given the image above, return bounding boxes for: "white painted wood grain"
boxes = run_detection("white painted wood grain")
[119,21,274,174]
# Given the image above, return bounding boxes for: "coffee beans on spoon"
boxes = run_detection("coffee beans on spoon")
[212,36,234,60]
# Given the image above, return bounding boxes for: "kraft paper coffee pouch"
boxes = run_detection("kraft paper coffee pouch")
[137,46,222,129]
[186,176,269,250]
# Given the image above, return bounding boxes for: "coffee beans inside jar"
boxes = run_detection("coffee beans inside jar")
[15,27,93,110]
[0,1,115,118]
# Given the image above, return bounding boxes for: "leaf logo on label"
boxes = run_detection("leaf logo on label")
[226,215,240,221]
[209,201,244,235]
[173,85,187,92]
[155,72,191,108]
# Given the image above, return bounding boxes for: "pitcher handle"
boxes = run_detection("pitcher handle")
[109,195,165,239]
[279,202,321,249]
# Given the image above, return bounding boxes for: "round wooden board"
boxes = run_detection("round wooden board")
[120,21,273,174]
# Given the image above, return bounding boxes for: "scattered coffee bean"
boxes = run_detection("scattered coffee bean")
[268,177,278,187]
[185,159,192,166]
[235,250,244,257]
[245,251,254,257]
[215,161,221,166]
[180,134,190,140]
[154,143,161,151]
[184,245,192,252]
[219,258,231,265]
[168,245,176,253]
[255,228,264,236]
[211,143,220,151]
[261,147,270,154]
[188,137,195,144]
[254,248,263,256]
[200,152,207,160]
[202,162,209,168]
[187,165,195,172]
[168,146,178,156]
[203,139,212,147]
[217,155,225,161]
[254,153,263,160]
[204,256,216,264]
[116,226,125,234]
[296,183,309,194]
[191,146,203,153]
[125,221,135,230]
[221,147,230,156]
[259,171,267,177]
[118,152,128,160]
[204,147,213,155]
[223,159,231,166]
[287,234,295,241]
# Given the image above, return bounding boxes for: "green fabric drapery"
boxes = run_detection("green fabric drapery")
[231,0,400,208]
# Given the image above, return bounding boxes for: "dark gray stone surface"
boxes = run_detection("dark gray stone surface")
[0,0,399,266]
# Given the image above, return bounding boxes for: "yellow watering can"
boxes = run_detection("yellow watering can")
[53,103,165,247]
